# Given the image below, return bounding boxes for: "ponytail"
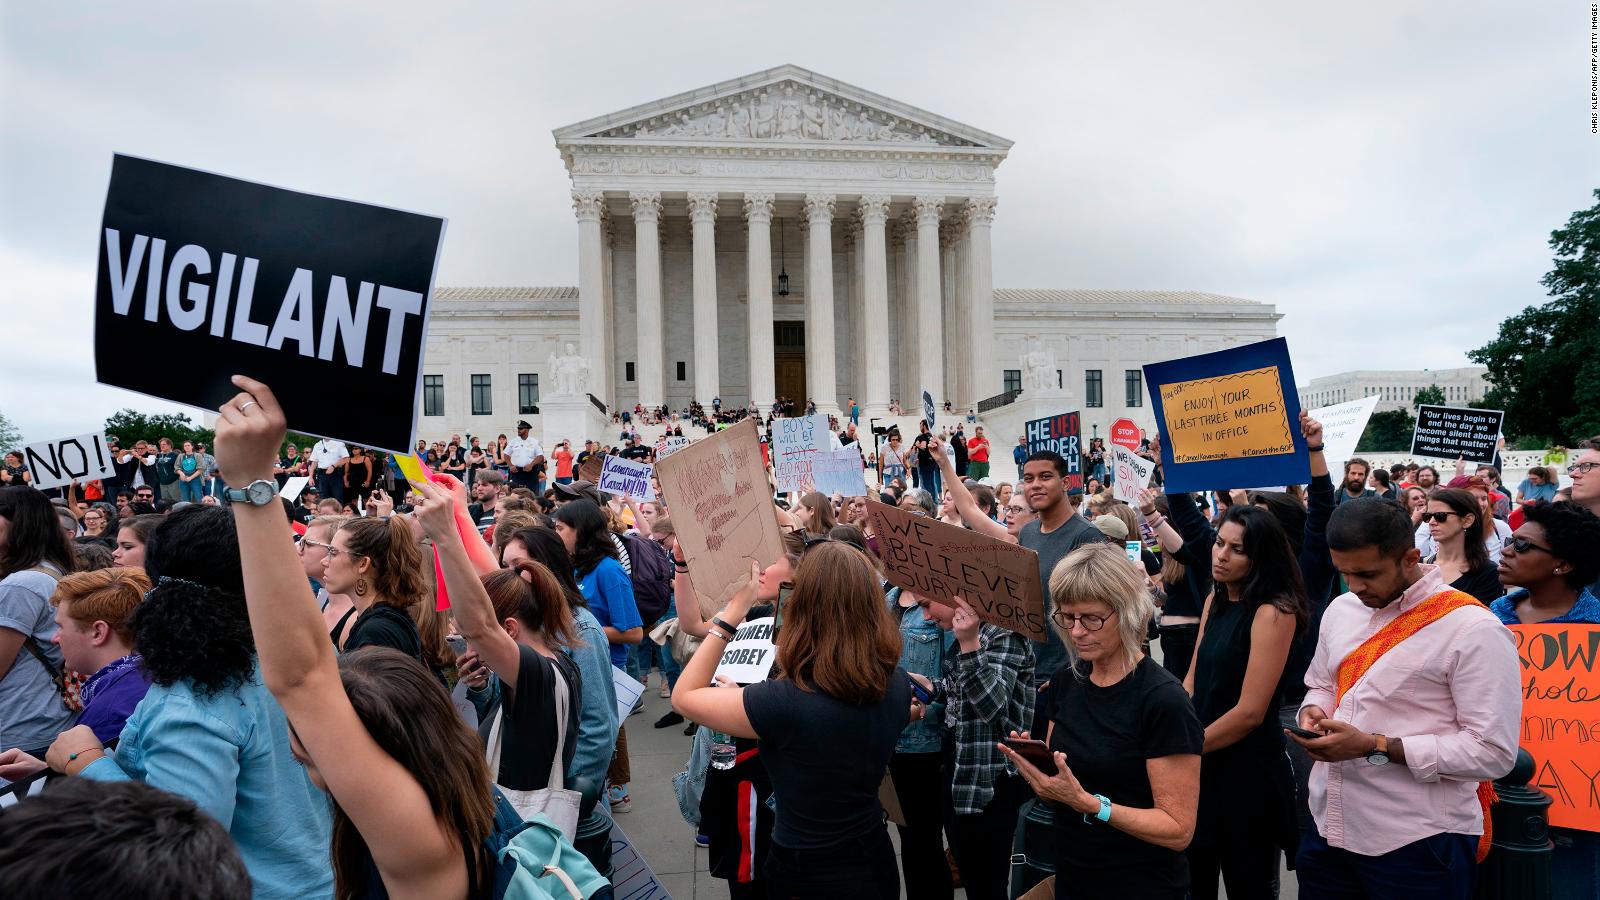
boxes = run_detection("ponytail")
[480,561,578,649]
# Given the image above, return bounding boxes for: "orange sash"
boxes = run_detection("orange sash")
[1334,587,1495,861]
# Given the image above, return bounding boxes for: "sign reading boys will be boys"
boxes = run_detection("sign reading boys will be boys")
[94,154,446,452]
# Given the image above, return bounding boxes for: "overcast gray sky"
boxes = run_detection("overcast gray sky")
[3,2,1595,444]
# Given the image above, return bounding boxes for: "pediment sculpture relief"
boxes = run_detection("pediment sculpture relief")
[594,82,970,146]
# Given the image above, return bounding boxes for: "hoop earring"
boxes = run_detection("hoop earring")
[355,580,368,597]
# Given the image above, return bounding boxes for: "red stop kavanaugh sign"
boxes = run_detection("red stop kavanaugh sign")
[1110,418,1141,451]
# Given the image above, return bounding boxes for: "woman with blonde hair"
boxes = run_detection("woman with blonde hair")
[1000,542,1203,899]
[673,543,909,898]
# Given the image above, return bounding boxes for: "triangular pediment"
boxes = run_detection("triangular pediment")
[554,64,1011,151]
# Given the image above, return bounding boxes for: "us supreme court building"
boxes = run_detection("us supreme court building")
[421,65,1280,439]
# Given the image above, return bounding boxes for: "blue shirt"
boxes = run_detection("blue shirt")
[576,556,642,667]
[1490,587,1600,625]
[77,653,153,744]
[81,668,334,900]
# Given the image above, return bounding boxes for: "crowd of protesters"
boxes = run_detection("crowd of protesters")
[1,380,1597,900]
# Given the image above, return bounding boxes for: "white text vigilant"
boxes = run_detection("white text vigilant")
[103,228,423,374]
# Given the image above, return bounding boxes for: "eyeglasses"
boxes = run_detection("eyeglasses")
[1051,611,1112,631]
[1567,462,1599,476]
[299,538,334,557]
[1419,511,1457,523]
[1508,537,1555,556]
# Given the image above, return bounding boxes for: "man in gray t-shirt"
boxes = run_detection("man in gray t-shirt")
[1016,451,1110,685]
[0,569,75,754]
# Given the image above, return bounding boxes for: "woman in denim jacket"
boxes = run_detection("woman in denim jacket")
[42,505,334,900]
[888,586,958,900]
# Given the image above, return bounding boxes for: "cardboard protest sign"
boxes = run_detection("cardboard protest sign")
[866,499,1046,640]
[578,453,604,484]
[95,154,445,452]
[599,455,655,502]
[811,448,869,497]
[1411,405,1505,465]
[713,616,778,683]
[21,432,115,491]
[656,435,692,460]
[1510,624,1599,832]
[1308,395,1380,467]
[922,389,937,428]
[1111,445,1155,504]
[654,418,784,618]
[1024,411,1083,491]
[772,414,827,492]
[1144,337,1308,493]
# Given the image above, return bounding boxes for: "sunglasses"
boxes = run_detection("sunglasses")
[1507,537,1555,556]
[1419,511,1457,523]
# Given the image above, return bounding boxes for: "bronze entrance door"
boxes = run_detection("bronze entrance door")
[773,320,805,414]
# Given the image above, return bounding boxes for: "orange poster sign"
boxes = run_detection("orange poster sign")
[1510,624,1600,832]
[1158,365,1294,465]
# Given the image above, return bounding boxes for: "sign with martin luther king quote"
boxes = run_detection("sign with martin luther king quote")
[94,154,446,453]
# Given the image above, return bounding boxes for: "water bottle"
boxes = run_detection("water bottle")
[710,731,737,770]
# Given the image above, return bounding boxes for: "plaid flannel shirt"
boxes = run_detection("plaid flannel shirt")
[937,623,1035,815]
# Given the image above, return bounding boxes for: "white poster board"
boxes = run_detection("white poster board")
[713,616,778,684]
[599,455,655,501]
[607,823,671,899]
[612,666,645,724]
[772,414,828,492]
[280,475,311,503]
[1111,445,1155,504]
[1308,395,1380,467]
[811,448,869,497]
[656,436,692,460]
[22,432,116,491]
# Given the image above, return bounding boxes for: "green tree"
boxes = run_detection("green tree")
[1469,189,1600,443]
[0,409,21,453]
[1356,408,1416,452]
[1412,384,1445,410]
[102,409,215,448]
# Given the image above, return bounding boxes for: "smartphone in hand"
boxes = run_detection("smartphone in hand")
[1281,719,1322,740]
[908,676,933,704]
[1003,737,1059,776]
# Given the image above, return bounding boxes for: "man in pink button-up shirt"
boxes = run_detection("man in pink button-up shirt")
[1289,498,1519,899]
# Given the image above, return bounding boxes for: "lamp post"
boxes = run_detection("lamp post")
[870,417,886,489]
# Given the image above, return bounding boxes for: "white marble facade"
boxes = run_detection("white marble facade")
[418,65,1282,442]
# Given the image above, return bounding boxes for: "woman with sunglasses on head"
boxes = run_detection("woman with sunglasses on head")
[674,541,909,899]
[1420,488,1503,604]
[322,515,428,665]
[999,541,1202,900]
[1488,499,1600,900]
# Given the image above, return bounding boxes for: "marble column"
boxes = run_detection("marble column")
[743,192,775,410]
[600,211,616,409]
[573,191,608,407]
[859,195,892,418]
[965,198,998,404]
[913,195,945,412]
[686,192,720,406]
[630,191,664,408]
[898,213,920,407]
[841,216,863,413]
[803,193,839,416]
[940,219,962,411]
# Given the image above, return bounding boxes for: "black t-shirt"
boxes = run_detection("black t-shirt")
[480,644,582,791]
[622,445,651,461]
[911,434,932,468]
[1449,559,1505,605]
[1020,515,1111,679]
[343,604,423,663]
[742,669,911,849]
[1043,658,1202,884]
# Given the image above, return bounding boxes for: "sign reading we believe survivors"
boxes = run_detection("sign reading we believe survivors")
[1024,411,1083,491]
[1510,624,1600,832]
[94,154,446,453]
[865,499,1046,640]
[1411,405,1505,465]
[1144,338,1309,492]
[655,419,784,618]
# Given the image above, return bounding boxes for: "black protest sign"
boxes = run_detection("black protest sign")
[1410,405,1505,465]
[1024,411,1083,491]
[94,155,446,452]
[865,499,1047,640]
[22,432,115,491]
